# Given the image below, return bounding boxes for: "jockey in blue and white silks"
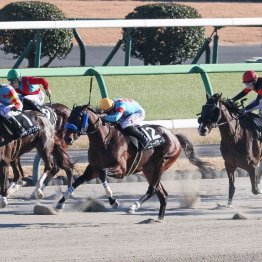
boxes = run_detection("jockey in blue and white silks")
[99,98,149,150]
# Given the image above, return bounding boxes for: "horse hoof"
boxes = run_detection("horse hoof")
[63,191,71,200]
[56,202,65,210]
[35,189,44,199]
[111,199,120,209]
[0,196,8,208]
[126,205,136,214]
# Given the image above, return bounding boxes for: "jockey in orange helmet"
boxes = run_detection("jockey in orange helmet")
[99,97,149,150]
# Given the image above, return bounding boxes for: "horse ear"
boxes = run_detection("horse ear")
[219,93,222,98]
[206,93,211,100]
[73,103,77,109]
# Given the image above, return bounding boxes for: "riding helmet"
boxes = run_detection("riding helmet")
[99,98,114,111]
[242,70,258,83]
[7,69,21,81]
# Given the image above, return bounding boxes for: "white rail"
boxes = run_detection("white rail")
[0,18,262,30]
[144,119,198,129]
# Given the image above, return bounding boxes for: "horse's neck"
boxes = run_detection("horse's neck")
[87,113,114,147]
[218,104,240,142]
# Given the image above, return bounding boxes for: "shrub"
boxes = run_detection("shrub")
[122,3,205,65]
[0,1,73,67]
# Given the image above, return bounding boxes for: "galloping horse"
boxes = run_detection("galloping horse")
[56,105,209,220]
[197,93,261,206]
[0,111,59,207]
[7,103,74,197]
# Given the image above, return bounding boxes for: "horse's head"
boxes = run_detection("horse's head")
[64,105,89,145]
[197,93,221,136]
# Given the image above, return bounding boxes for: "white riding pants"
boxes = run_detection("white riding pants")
[0,104,20,119]
[119,109,145,129]
[23,90,45,106]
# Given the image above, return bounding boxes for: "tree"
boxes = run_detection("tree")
[0,1,73,67]
[122,3,205,65]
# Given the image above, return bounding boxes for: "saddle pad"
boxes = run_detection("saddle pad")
[139,125,165,149]
[15,113,41,136]
[41,106,57,125]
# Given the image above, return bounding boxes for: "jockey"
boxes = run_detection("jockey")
[7,69,51,114]
[99,98,150,150]
[0,84,26,138]
[231,70,262,115]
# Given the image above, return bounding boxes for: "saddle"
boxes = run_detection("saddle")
[0,113,41,142]
[130,125,165,150]
[40,105,57,125]
[241,113,262,141]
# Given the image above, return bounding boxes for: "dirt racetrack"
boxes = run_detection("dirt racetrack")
[1,177,262,262]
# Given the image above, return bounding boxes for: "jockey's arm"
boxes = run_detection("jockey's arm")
[232,88,251,102]
[245,94,262,111]
[26,76,49,90]
[103,111,123,123]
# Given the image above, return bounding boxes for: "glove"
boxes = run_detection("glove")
[227,99,235,107]
[239,108,247,115]
[45,89,51,98]
[11,106,17,111]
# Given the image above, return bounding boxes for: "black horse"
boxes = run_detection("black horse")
[7,103,74,198]
[55,105,209,220]
[197,93,261,206]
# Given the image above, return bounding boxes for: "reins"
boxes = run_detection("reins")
[213,101,240,128]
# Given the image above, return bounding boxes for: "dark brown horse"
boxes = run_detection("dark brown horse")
[7,103,74,197]
[56,105,209,220]
[197,93,261,207]
[0,112,58,208]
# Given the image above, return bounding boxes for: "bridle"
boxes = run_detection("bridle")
[200,100,239,131]
[64,107,100,136]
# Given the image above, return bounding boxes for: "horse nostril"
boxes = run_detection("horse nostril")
[65,137,73,145]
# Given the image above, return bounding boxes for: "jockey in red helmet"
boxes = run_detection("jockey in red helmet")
[231,70,262,115]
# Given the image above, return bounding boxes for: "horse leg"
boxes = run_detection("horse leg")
[247,165,260,195]
[127,185,156,214]
[156,182,168,220]
[99,169,120,209]
[8,159,25,196]
[34,147,54,199]
[0,165,9,208]
[225,162,236,207]
[52,143,74,188]
[56,165,98,211]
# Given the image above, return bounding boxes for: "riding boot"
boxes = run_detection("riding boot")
[123,126,150,150]
[23,98,43,114]
[253,119,262,141]
[8,116,26,138]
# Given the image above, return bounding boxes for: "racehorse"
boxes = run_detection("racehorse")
[7,103,74,197]
[0,111,60,208]
[56,104,209,220]
[197,93,261,206]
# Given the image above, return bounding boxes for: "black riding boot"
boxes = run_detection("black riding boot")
[23,98,43,114]
[123,126,150,150]
[8,116,26,138]
[253,119,262,141]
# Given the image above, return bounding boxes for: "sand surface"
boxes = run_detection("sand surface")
[1,177,262,261]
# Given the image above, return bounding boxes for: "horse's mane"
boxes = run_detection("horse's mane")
[217,95,259,131]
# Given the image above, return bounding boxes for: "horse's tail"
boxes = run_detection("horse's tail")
[176,133,213,177]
